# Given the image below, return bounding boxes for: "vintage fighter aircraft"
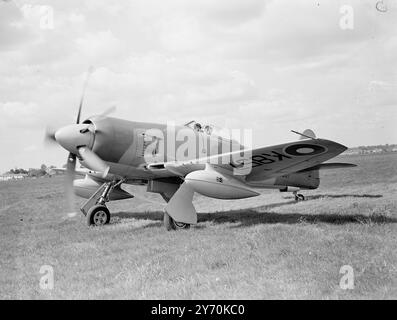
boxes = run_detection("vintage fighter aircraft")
[45,79,355,230]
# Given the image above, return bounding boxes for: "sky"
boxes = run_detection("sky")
[0,0,396,172]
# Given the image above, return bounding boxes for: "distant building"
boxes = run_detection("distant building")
[343,145,397,155]
[343,148,360,155]
[0,173,28,182]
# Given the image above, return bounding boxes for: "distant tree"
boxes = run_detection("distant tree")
[7,168,28,175]
[39,164,48,175]
[28,168,46,178]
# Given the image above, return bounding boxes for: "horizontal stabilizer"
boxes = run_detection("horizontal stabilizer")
[300,162,357,172]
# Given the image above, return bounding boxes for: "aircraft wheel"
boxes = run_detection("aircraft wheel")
[295,194,305,201]
[87,205,110,226]
[163,211,190,231]
[173,221,191,230]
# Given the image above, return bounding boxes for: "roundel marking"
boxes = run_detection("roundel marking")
[284,144,326,156]
[296,147,314,154]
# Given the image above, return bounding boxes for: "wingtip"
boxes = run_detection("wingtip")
[318,139,348,156]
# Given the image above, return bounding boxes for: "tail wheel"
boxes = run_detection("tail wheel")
[87,205,110,226]
[295,194,305,201]
[163,211,190,231]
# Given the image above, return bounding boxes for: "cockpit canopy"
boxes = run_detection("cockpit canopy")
[184,120,242,145]
[184,120,214,135]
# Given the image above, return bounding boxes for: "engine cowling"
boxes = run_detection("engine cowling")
[184,169,259,199]
[73,175,133,200]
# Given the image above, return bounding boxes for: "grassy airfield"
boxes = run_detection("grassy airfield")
[0,153,396,299]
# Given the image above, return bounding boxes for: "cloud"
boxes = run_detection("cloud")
[75,30,124,60]
[1,101,37,116]
[0,2,36,50]
[157,16,205,53]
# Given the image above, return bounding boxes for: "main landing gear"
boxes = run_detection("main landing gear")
[87,205,110,226]
[293,190,305,202]
[163,211,190,231]
[81,179,125,226]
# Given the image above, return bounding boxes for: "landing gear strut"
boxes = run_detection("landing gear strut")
[163,210,190,231]
[82,179,126,226]
[293,190,305,202]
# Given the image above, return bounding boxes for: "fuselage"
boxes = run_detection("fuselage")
[80,116,242,181]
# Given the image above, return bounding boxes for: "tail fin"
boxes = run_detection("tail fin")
[299,129,316,140]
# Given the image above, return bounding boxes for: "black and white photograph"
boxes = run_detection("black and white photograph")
[0,0,396,304]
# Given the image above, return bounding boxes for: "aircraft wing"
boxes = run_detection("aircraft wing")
[245,139,348,182]
[49,167,119,183]
[48,167,86,176]
[148,138,348,182]
[299,162,357,172]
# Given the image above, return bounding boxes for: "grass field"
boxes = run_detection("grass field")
[1,153,396,299]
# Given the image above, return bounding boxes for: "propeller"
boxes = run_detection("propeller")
[44,127,57,145]
[65,152,77,214]
[44,66,111,212]
[80,105,117,134]
[63,68,94,212]
[78,147,110,178]
[76,66,94,125]
[44,67,94,145]
[99,105,117,118]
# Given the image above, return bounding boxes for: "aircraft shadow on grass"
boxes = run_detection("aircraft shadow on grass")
[111,193,396,229]
[284,194,383,200]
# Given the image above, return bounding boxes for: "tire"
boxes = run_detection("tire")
[163,211,190,231]
[174,221,191,230]
[87,205,111,226]
[296,194,305,201]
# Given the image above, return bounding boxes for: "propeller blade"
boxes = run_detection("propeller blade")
[76,66,94,124]
[78,147,109,178]
[100,105,117,118]
[89,105,117,124]
[65,152,77,213]
[44,127,58,145]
